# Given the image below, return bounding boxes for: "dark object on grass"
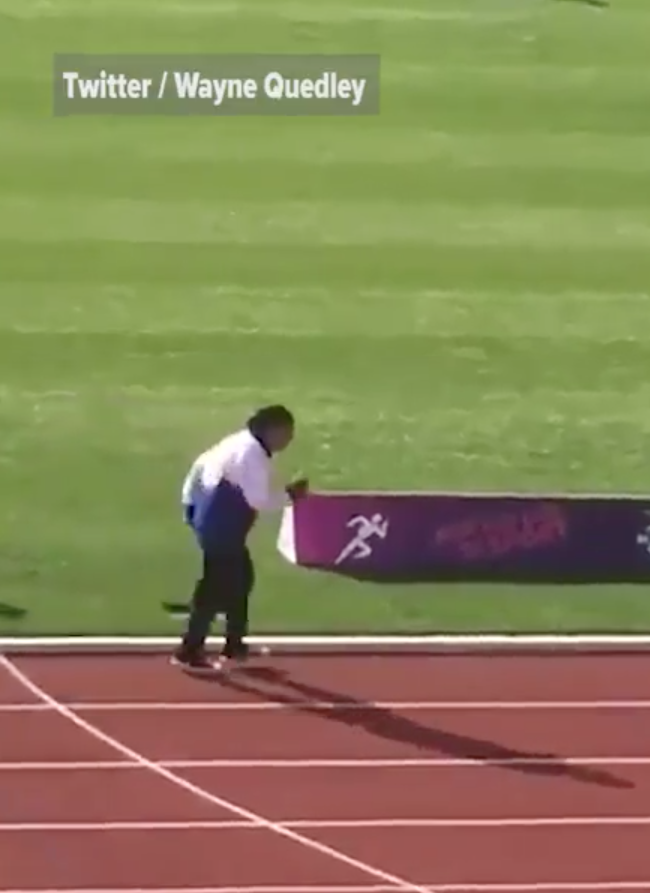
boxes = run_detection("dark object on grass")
[0,602,27,620]
[555,0,609,7]
[162,601,190,617]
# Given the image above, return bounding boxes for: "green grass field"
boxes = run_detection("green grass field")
[1,0,650,636]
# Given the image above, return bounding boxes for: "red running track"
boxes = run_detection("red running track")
[1,651,650,893]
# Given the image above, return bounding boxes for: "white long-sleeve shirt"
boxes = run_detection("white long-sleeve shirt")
[181,428,287,550]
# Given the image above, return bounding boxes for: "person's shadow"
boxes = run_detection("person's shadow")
[207,664,632,790]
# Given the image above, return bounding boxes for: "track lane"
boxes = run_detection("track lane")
[83,705,650,761]
[13,654,650,703]
[0,769,233,823]
[3,653,649,893]
[0,713,129,763]
[308,826,650,885]
[179,763,644,820]
[0,829,366,889]
[0,656,440,893]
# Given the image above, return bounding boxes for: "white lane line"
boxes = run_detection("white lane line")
[0,887,402,893]
[0,817,649,832]
[0,756,647,771]
[3,700,650,712]
[2,883,650,893]
[0,655,434,893]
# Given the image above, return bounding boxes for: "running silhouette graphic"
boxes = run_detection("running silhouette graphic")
[335,514,389,564]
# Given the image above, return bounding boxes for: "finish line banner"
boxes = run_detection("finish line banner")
[277,492,650,583]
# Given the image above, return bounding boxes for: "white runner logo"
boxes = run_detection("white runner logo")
[334,513,389,565]
[636,511,650,555]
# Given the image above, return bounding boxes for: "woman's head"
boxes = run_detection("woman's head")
[247,404,295,453]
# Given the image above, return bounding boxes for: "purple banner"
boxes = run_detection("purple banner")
[277,492,650,582]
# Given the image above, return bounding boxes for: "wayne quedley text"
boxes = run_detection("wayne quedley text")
[61,70,368,107]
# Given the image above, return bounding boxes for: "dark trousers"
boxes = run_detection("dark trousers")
[181,546,254,657]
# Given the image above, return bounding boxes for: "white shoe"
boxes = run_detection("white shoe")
[170,651,220,676]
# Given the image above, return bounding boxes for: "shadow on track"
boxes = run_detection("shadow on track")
[203,664,633,790]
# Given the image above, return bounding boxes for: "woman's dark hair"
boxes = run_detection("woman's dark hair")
[247,404,294,434]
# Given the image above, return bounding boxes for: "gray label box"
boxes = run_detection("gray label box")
[53,54,380,116]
